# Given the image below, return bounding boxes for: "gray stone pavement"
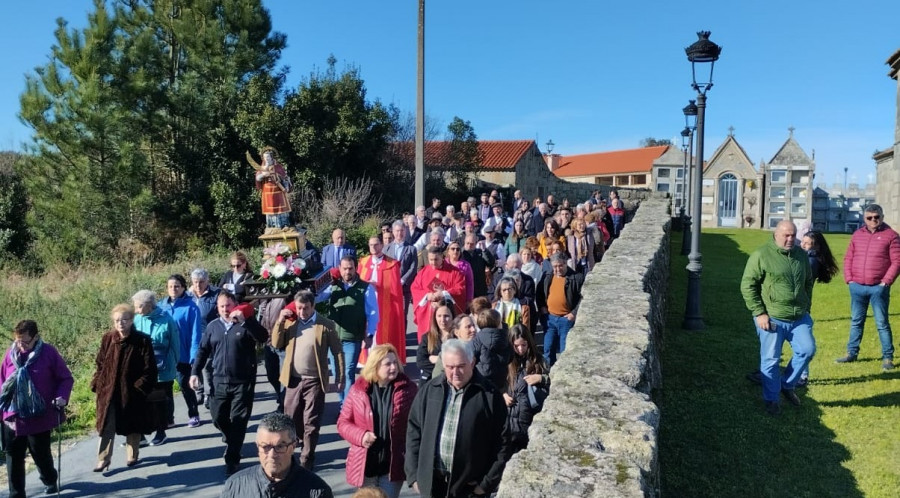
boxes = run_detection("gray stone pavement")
[20,331,423,497]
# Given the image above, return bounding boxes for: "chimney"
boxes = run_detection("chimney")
[544,153,560,172]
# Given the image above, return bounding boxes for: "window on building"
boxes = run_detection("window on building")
[791,186,808,198]
[770,170,787,183]
[791,172,809,184]
[770,202,786,214]
[615,175,630,185]
[657,168,670,178]
[595,176,613,186]
[769,217,783,229]
[770,187,786,199]
[632,174,647,185]
[676,168,684,179]
[657,183,670,192]
[676,184,683,193]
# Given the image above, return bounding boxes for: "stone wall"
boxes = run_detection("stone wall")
[497,193,671,498]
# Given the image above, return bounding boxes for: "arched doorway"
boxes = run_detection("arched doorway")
[718,173,738,227]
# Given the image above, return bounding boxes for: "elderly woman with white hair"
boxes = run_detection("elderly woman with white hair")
[132,289,180,447]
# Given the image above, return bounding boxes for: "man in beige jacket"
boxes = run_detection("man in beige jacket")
[272,289,344,470]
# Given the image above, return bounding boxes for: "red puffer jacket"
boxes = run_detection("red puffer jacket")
[843,224,900,285]
[337,373,417,487]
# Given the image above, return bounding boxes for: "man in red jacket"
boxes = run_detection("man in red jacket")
[837,204,900,371]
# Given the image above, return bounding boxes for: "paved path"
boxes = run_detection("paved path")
[23,329,423,497]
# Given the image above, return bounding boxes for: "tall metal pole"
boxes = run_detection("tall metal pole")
[680,142,688,217]
[683,92,706,330]
[681,130,693,255]
[414,0,425,208]
[685,130,694,218]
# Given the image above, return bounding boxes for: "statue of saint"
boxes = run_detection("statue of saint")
[247,147,292,229]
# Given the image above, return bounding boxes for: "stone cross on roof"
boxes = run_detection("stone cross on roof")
[788,126,795,137]
[727,126,735,136]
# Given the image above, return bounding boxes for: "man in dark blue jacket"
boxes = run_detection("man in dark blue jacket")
[190,292,267,475]
[321,228,357,271]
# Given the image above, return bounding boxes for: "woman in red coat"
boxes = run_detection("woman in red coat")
[337,344,417,498]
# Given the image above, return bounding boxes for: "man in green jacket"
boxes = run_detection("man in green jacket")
[740,220,816,415]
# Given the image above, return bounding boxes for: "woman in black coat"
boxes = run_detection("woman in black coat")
[218,250,254,301]
[91,304,157,472]
[504,324,549,454]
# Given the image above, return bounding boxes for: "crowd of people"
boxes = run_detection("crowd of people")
[0,187,617,498]
[10,189,895,496]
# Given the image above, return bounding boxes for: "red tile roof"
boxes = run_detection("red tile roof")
[477,140,535,170]
[554,146,669,177]
[391,140,535,171]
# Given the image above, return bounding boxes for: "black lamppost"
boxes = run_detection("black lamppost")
[683,31,722,331]
[679,127,691,254]
[681,100,697,255]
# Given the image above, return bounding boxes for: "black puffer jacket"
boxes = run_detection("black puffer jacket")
[471,327,512,391]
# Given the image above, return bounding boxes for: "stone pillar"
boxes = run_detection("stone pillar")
[876,49,900,226]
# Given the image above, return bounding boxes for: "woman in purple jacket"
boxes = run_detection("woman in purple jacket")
[0,320,74,497]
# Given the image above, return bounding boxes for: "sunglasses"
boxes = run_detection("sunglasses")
[866,216,881,221]
[230,263,243,268]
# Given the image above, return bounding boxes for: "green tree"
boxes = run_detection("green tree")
[640,137,673,147]
[18,0,286,262]
[445,116,481,193]
[236,56,397,212]
[0,152,30,259]
[19,2,148,262]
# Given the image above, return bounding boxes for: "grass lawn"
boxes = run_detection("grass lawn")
[659,228,900,498]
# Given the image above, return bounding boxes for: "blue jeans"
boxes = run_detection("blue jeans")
[339,340,362,404]
[756,314,816,402]
[362,475,403,498]
[847,282,894,359]
[543,313,574,367]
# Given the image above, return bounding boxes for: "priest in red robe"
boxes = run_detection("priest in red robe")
[357,236,408,364]
[411,245,466,341]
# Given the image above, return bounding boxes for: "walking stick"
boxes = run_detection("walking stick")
[54,401,63,498]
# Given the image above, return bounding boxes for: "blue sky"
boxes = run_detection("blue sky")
[1,1,897,187]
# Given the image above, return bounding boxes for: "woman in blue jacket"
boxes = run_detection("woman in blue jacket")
[133,289,179,446]
[157,274,204,429]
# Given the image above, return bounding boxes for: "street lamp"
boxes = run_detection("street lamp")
[683,30,722,331]
[680,125,692,255]
[680,100,697,256]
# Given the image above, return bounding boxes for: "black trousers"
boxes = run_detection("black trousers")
[176,362,200,419]
[263,344,285,409]
[2,425,57,498]
[210,381,254,466]
[154,380,174,433]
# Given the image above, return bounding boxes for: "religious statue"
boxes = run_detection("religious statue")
[247,147,292,230]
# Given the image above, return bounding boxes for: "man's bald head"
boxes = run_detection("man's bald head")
[773,220,797,249]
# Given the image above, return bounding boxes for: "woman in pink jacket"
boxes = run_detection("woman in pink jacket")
[337,344,417,498]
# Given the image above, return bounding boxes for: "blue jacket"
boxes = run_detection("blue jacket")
[322,243,357,270]
[134,307,180,382]
[187,285,220,328]
[158,295,204,364]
